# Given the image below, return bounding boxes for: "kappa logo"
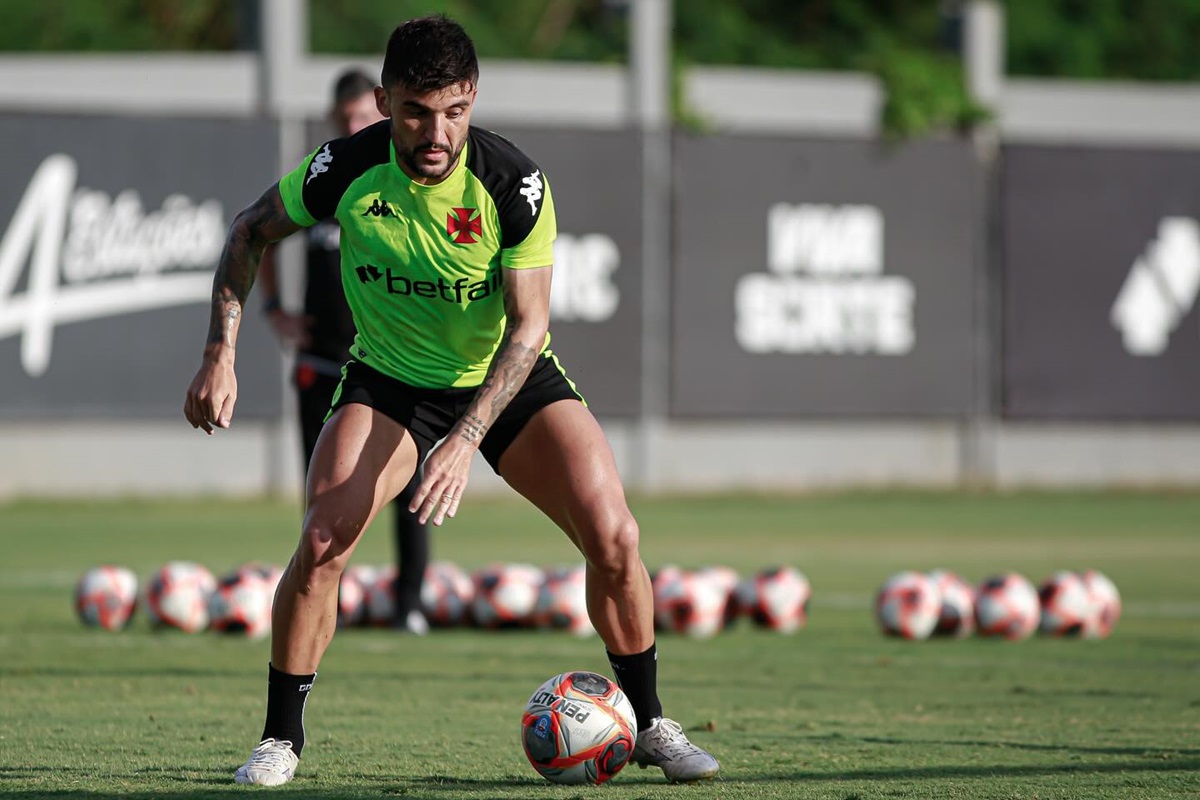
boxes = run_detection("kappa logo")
[305,144,333,184]
[519,170,543,216]
[447,207,481,243]
[1111,217,1200,356]
[362,198,398,219]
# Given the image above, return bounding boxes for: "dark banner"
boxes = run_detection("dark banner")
[1002,145,1200,420]
[303,120,644,418]
[0,115,282,420]
[671,134,982,417]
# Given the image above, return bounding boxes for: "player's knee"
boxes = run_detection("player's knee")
[295,519,355,590]
[585,515,641,577]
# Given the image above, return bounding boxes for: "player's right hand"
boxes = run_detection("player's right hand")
[183,356,237,435]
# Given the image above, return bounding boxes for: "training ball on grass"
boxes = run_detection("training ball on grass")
[927,569,975,638]
[1037,570,1093,637]
[1079,569,1121,639]
[75,565,139,631]
[534,565,595,637]
[471,563,542,628]
[875,571,940,640]
[364,566,399,626]
[521,670,636,785]
[336,568,366,628]
[736,566,812,633]
[654,569,731,639]
[209,572,272,638]
[145,561,216,633]
[974,572,1039,640]
[420,560,475,627]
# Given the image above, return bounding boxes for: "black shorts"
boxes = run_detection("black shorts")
[328,351,586,473]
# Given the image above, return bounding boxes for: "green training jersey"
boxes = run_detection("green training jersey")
[278,121,557,388]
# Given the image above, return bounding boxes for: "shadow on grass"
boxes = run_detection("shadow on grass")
[2,754,1199,798]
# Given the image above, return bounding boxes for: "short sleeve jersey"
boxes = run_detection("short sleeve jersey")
[278,121,556,388]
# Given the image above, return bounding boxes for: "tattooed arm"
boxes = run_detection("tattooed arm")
[184,184,303,434]
[410,264,552,524]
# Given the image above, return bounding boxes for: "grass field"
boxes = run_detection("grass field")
[1,491,1198,799]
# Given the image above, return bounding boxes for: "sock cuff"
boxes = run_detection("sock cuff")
[268,663,317,690]
[606,642,657,666]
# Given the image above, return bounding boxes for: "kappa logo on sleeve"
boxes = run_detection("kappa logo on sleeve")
[519,170,543,216]
[305,144,334,184]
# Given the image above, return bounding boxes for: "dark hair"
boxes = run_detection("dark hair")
[380,15,479,92]
[331,68,376,107]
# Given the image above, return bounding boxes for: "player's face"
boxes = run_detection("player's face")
[376,81,476,185]
[331,92,385,137]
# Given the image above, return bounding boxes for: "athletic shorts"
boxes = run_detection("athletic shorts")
[327,351,586,473]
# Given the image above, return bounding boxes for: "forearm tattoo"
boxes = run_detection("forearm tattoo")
[458,293,540,445]
[206,190,294,349]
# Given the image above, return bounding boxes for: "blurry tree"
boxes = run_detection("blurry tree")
[0,0,239,52]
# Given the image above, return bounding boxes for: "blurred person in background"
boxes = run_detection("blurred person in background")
[257,68,430,637]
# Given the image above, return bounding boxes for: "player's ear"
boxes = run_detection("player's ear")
[374,86,391,118]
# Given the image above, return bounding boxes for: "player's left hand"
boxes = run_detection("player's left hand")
[410,435,475,526]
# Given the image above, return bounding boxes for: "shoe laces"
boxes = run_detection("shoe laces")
[248,738,296,769]
[644,718,701,758]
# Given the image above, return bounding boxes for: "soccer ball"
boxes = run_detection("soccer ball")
[650,565,686,631]
[974,572,1040,640]
[1037,570,1094,637]
[144,561,216,633]
[876,571,940,640]
[927,569,975,638]
[420,560,475,627]
[233,562,283,602]
[471,563,542,628]
[654,569,730,639]
[520,670,637,785]
[1079,569,1122,639]
[75,565,138,631]
[209,572,273,638]
[336,568,366,628]
[736,566,811,633]
[364,566,399,626]
[534,565,595,637]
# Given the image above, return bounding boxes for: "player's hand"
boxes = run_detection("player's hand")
[410,436,475,526]
[183,354,237,435]
[267,309,314,350]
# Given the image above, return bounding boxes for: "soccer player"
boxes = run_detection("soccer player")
[183,14,720,787]
[257,69,430,635]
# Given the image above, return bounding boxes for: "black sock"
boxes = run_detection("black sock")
[393,482,429,617]
[607,643,663,732]
[262,664,316,757]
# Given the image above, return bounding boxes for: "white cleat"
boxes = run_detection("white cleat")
[632,717,720,783]
[234,738,298,786]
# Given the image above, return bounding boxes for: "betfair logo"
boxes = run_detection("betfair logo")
[362,198,398,219]
[355,264,382,283]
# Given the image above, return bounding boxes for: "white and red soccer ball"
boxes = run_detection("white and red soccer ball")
[736,566,811,633]
[471,563,543,628]
[1037,570,1094,637]
[209,571,273,638]
[75,565,139,631]
[521,670,636,785]
[653,568,731,639]
[364,566,400,626]
[144,560,217,633]
[535,565,595,637]
[1079,569,1121,639]
[875,571,941,640]
[927,569,975,638]
[421,560,476,628]
[974,572,1040,640]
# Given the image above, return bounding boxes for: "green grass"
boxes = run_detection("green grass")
[1,491,1198,799]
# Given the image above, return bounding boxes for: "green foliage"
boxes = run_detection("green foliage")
[0,0,239,52]
[1005,0,1200,81]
